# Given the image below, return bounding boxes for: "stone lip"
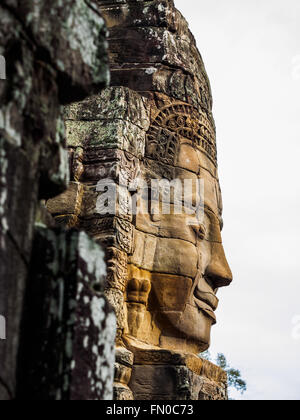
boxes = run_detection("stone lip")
[194,298,217,323]
[194,287,219,312]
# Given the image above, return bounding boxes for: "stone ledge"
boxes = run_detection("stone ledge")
[123,337,227,400]
[125,337,226,385]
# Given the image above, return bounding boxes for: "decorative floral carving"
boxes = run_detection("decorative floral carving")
[146,102,217,166]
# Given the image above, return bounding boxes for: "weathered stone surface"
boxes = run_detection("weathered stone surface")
[98,0,178,31]
[81,151,141,186]
[148,273,194,312]
[130,364,227,400]
[65,87,150,131]
[105,287,127,340]
[99,0,213,113]
[79,185,133,224]
[114,347,134,400]
[66,119,146,159]
[17,228,116,400]
[2,0,109,101]
[129,230,158,271]
[80,217,134,254]
[126,342,227,400]
[0,135,38,262]
[130,232,198,278]
[47,182,84,216]
[0,229,27,400]
[0,0,111,401]
[50,0,233,401]
[0,134,38,399]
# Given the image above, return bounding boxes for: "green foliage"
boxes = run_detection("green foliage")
[226,368,247,394]
[216,353,247,395]
[201,350,211,361]
[200,351,247,396]
[216,353,227,370]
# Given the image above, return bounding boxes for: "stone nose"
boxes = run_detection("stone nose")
[205,242,233,289]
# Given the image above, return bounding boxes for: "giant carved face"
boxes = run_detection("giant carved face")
[125,96,232,354]
[45,0,233,363]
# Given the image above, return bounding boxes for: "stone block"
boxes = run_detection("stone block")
[7,0,110,99]
[149,273,193,312]
[99,0,178,31]
[152,237,198,278]
[126,345,227,400]
[65,87,150,131]
[80,150,140,185]
[47,182,84,216]
[17,227,116,400]
[80,216,134,255]
[65,119,146,159]
[130,230,158,271]
[0,0,111,401]
[0,233,27,400]
[114,347,134,401]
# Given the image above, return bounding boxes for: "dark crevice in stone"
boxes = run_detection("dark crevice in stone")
[5,230,30,269]
[0,376,13,400]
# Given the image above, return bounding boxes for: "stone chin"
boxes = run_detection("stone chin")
[159,306,215,353]
[147,271,220,353]
[157,281,218,353]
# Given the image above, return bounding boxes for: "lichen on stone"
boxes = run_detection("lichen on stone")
[0,139,8,247]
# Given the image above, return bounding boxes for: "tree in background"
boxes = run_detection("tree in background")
[201,351,247,397]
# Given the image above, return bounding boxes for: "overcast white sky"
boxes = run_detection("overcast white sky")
[175,0,300,400]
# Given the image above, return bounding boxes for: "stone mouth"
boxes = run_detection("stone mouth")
[195,298,217,321]
[194,285,219,311]
[193,285,218,323]
[194,297,217,323]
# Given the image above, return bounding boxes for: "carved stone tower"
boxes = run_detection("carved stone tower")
[48,0,232,400]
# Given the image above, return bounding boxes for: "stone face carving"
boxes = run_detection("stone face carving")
[48,0,233,400]
[97,0,233,354]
